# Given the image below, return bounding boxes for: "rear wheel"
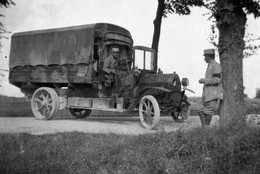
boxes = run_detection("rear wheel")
[139,95,160,129]
[69,108,92,118]
[31,87,60,120]
[171,105,190,123]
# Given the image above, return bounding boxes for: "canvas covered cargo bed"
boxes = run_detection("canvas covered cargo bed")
[9,23,133,85]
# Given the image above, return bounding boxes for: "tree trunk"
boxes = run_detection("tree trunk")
[151,0,165,72]
[216,2,247,127]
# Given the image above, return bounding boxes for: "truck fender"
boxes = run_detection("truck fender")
[151,87,172,93]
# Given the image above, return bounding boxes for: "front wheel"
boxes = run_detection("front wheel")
[171,105,191,123]
[31,87,60,120]
[69,108,92,118]
[139,95,160,129]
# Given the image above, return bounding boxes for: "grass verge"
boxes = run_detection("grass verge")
[0,126,259,174]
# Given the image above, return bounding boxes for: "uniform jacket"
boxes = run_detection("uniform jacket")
[103,55,128,74]
[103,55,117,74]
[202,59,223,102]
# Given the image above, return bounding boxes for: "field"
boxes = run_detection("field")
[0,95,32,117]
[0,95,260,173]
[1,95,260,118]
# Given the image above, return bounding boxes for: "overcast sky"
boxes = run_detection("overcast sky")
[0,0,260,98]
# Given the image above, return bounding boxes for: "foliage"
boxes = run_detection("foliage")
[256,89,260,99]
[0,0,15,51]
[204,0,260,18]
[245,98,260,114]
[0,0,15,8]
[244,33,260,58]
[0,126,259,173]
[204,0,260,58]
[207,26,260,58]
[164,0,204,17]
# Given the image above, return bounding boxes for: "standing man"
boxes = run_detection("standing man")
[196,49,223,128]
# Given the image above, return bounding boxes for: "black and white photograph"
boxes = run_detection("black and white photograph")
[0,0,260,173]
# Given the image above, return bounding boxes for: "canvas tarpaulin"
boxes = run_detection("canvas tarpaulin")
[9,24,96,68]
[9,23,132,68]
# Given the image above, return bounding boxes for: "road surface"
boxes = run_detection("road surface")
[0,115,219,135]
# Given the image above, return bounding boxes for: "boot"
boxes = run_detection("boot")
[197,111,206,128]
[205,114,212,126]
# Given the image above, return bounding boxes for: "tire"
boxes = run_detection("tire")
[171,105,191,123]
[139,95,160,129]
[31,87,60,120]
[69,108,92,118]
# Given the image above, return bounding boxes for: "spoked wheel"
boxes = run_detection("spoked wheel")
[139,95,160,130]
[171,105,191,123]
[31,87,60,120]
[69,108,92,118]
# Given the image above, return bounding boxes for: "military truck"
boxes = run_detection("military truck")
[9,23,192,129]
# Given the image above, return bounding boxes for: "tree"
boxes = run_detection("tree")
[151,0,204,71]
[152,0,260,128]
[0,0,14,81]
[205,0,260,127]
[151,0,165,71]
[0,0,15,51]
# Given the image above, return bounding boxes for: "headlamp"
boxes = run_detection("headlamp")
[181,78,189,86]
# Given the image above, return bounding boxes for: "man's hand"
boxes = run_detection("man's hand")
[199,78,205,84]
[110,69,116,74]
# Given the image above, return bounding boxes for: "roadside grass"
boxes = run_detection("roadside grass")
[0,126,260,174]
[245,97,260,114]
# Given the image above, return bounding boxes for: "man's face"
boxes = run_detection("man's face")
[112,51,119,59]
[204,55,211,63]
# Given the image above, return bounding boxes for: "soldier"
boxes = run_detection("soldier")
[103,47,128,96]
[196,49,223,128]
[103,47,119,74]
[103,47,127,76]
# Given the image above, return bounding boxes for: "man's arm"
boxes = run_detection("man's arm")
[103,57,112,74]
[204,63,222,85]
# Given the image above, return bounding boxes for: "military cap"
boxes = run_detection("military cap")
[112,47,119,53]
[203,49,215,55]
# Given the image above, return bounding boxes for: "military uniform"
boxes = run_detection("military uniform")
[103,54,117,74]
[196,49,223,127]
[103,54,128,76]
[102,48,128,95]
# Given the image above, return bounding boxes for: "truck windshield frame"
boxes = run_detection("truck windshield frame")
[133,46,157,73]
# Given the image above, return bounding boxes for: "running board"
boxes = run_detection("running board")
[66,97,125,112]
[67,106,126,112]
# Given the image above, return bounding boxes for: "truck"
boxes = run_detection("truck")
[9,23,192,129]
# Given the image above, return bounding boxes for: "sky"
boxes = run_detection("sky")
[0,0,260,98]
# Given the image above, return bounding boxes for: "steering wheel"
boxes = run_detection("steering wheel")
[116,58,134,67]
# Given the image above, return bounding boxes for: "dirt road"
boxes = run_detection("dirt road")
[0,115,219,135]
